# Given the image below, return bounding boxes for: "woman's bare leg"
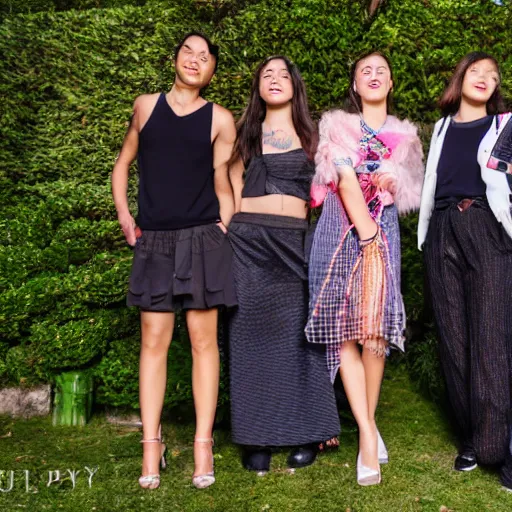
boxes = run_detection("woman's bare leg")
[362,347,386,428]
[339,341,379,470]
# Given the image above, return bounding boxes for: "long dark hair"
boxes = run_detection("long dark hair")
[344,51,394,114]
[230,55,317,165]
[439,52,505,116]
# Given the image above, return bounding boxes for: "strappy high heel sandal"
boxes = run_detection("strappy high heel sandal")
[192,438,215,489]
[138,425,167,490]
[318,436,340,453]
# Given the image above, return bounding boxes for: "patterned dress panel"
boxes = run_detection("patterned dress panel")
[306,119,406,381]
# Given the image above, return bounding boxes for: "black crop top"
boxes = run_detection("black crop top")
[241,148,314,201]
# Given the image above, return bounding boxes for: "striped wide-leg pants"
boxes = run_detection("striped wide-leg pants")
[424,199,512,466]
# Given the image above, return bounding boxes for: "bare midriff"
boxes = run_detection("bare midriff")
[240,194,308,219]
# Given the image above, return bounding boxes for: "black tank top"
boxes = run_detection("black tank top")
[136,93,219,230]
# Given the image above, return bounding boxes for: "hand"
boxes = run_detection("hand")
[118,212,136,246]
[216,221,228,234]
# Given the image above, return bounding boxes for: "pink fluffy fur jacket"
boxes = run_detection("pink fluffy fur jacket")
[311,110,424,214]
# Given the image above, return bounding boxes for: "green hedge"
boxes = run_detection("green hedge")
[1,0,510,409]
[0,0,147,18]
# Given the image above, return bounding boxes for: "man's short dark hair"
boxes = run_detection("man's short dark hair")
[174,32,219,73]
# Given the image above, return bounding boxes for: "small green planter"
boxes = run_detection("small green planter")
[52,371,94,426]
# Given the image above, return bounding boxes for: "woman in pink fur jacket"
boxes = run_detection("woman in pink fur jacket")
[305,52,424,485]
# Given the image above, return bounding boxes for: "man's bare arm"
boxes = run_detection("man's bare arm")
[229,158,244,214]
[111,98,141,246]
[212,105,236,228]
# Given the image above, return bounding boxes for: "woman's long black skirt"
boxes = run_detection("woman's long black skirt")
[228,212,340,446]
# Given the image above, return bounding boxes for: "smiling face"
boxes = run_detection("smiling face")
[461,58,500,106]
[174,35,216,88]
[353,54,393,106]
[258,58,294,106]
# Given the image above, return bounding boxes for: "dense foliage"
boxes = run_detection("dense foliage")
[1,0,510,408]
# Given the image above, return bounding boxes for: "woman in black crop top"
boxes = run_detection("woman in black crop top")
[227,56,340,473]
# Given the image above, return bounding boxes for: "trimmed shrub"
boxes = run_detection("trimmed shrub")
[0,0,149,21]
[1,0,510,407]
[5,345,37,385]
[0,340,8,382]
[95,318,193,409]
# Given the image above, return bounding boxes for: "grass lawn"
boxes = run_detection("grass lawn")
[1,369,510,512]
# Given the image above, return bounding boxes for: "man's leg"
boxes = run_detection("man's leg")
[139,311,175,476]
[186,308,220,476]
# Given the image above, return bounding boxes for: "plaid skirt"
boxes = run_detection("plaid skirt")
[306,191,405,381]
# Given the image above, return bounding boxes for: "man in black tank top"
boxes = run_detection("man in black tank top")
[111,32,236,490]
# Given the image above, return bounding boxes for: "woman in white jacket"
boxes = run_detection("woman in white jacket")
[418,52,512,480]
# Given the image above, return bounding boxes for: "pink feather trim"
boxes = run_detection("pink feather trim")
[311,110,424,214]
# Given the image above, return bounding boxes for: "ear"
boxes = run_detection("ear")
[389,79,393,91]
[353,82,357,92]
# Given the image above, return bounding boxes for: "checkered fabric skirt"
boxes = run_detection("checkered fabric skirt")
[306,191,405,381]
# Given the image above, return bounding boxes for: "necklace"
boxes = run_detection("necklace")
[359,117,391,173]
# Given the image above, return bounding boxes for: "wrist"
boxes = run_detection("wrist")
[333,157,353,168]
[116,207,131,218]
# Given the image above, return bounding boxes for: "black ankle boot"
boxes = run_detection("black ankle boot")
[287,444,318,468]
[242,446,271,472]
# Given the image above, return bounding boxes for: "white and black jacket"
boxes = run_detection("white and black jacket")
[418,112,512,250]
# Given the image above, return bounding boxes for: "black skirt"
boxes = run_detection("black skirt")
[228,212,340,446]
[127,223,237,312]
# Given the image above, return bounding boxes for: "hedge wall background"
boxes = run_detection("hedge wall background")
[1,0,510,410]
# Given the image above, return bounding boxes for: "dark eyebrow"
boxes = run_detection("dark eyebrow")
[263,67,289,73]
[182,44,209,57]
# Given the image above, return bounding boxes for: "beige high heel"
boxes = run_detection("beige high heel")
[192,438,215,489]
[356,452,381,486]
[138,425,167,490]
[377,429,388,464]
